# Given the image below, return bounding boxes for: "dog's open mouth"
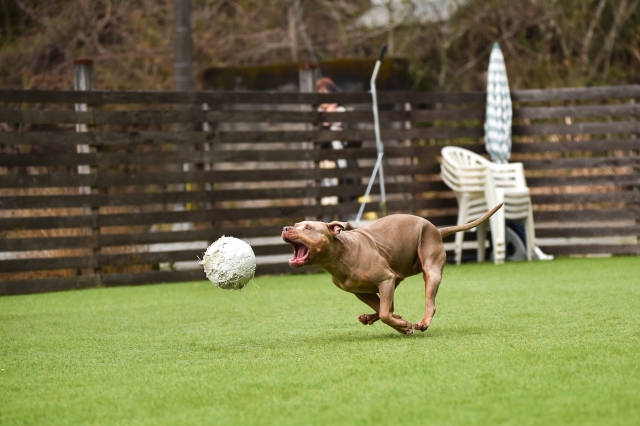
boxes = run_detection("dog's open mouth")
[285,239,310,268]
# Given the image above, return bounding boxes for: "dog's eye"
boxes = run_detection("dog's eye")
[305,225,313,231]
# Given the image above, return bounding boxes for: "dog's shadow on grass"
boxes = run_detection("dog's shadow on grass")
[305,325,486,344]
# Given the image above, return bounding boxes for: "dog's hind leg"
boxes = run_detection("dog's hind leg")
[414,225,447,332]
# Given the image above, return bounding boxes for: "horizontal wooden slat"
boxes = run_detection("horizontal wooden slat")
[0,181,437,209]
[0,139,640,188]
[0,129,473,146]
[540,244,640,255]
[514,103,640,120]
[0,215,94,231]
[534,208,635,222]
[511,85,640,102]
[0,127,485,150]
[521,156,640,170]
[2,152,97,167]
[527,174,640,187]
[6,222,635,253]
[2,148,637,178]
[4,132,637,157]
[531,192,639,204]
[0,248,291,271]
[100,226,284,246]
[3,85,638,106]
[0,200,454,232]
[100,249,204,267]
[0,90,370,105]
[1,183,635,221]
[93,199,437,227]
[100,244,290,267]
[1,131,188,146]
[0,275,100,295]
[0,255,94,272]
[512,139,639,153]
[5,103,637,125]
[0,145,445,168]
[2,182,636,212]
[0,173,96,188]
[0,108,487,125]
[513,121,640,137]
[4,191,634,232]
[0,235,95,251]
[94,164,438,185]
[0,162,442,188]
[536,226,640,238]
[0,89,488,105]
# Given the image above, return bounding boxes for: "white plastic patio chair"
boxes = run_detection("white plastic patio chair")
[440,148,492,264]
[441,146,536,265]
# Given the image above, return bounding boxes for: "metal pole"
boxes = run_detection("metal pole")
[356,44,387,224]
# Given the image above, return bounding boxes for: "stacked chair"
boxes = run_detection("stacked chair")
[440,146,536,265]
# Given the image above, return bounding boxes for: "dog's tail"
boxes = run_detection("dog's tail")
[438,203,504,238]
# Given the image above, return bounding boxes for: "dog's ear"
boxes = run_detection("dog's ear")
[326,221,349,235]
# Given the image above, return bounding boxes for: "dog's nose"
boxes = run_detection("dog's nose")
[283,226,292,233]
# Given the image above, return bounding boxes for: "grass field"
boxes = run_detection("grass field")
[1,257,639,426]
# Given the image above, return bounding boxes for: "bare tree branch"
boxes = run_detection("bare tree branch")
[580,0,607,75]
[589,0,640,81]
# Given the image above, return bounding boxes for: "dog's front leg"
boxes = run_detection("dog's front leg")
[355,293,380,325]
[378,280,414,335]
[355,294,402,325]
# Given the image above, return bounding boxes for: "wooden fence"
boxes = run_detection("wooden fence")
[1,85,639,295]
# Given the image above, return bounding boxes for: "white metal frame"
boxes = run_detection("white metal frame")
[356,45,388,224]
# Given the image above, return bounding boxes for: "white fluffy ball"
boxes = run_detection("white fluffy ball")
[199,236,256,290]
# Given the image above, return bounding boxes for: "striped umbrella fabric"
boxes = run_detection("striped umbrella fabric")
[484,42,512,164]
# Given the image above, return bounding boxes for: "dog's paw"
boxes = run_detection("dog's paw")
[393,320,414,335]
[396,324,414,335]
[358,313,379,325]
[413,322,429,332]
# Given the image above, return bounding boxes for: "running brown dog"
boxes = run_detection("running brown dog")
[282,204,503,335]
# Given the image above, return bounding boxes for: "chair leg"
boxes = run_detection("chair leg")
[454,199,468,265]
[490,193,506,265]
[477,221,487,262]
[490,217,505,265]
[525,207,535,261]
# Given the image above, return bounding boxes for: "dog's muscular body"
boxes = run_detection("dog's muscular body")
[282,204,503,335]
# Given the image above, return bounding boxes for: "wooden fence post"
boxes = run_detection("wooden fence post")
[73,59,93,190]
[299,63,317,219]
[172,0,194,233]
[73,59,101,286]
[630,99,639,239]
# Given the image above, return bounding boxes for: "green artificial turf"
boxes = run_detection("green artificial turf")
[1,257,639,426]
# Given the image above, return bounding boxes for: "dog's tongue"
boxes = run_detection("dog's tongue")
[295,244,309,260]
[288,242,310,268]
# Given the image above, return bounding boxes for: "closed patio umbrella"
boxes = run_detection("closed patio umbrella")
[483,43,554,261]
[484,42,512,164]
